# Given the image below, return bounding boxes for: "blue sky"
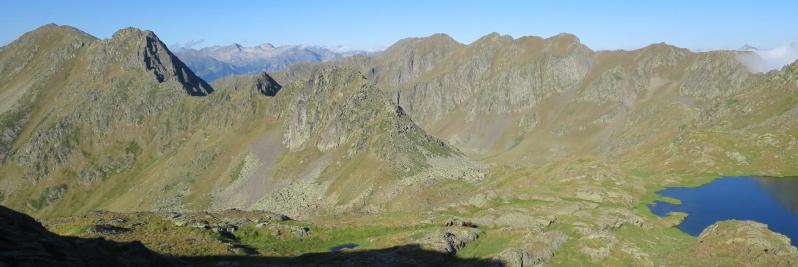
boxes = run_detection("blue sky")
[1,0,797,51]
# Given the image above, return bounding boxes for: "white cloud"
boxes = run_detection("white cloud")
[737,42,798,73]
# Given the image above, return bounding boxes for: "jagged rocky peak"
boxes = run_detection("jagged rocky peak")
[279,66,375,150]
[253,72,282,96]
[108,27,214,96]
[212,72,282,96]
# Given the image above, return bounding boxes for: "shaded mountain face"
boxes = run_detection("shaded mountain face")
[174,43,369,81]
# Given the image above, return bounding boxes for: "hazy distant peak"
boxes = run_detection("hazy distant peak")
[739,44,759,51]
[175,40,369,81]
[258,43,275,49]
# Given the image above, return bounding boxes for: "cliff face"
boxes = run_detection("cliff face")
[280,32,789,168]
[212,66,483,218]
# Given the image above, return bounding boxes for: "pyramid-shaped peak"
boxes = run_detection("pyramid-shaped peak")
[107,27,214,96]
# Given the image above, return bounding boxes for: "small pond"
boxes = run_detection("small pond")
[329,243,358,252]
[648,176,798,246]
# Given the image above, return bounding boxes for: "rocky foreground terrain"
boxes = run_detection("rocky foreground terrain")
[1,24,798,266]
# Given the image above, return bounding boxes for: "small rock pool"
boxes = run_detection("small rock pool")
[329,243,358,252]
[648,176,798,246]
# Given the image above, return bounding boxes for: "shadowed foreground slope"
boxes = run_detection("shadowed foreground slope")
[0,205,502,267]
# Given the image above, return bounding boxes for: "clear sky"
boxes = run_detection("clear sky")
[1,0,797,51]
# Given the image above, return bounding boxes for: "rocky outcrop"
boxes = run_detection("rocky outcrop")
[418,226,480,254]
[275,65,456,165]
[689,220,798,266]
[212,71,282,96]
[493,231,567,267]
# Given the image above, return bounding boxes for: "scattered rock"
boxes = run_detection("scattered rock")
[725,151,750,165]
[493,231,567,266]
[419,227,480,254]
[87,224,130,235]
[190,220,211,230]
[268,224,310,240]
[444,217,477,228]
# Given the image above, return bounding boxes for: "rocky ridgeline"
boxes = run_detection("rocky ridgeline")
[366,32,753,122]
[274,65,477,177]
[276,31,776,161]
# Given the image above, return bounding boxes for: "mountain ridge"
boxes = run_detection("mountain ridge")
[1,24,798,266]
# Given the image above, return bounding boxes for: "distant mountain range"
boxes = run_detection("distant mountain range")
[173,43,372,81]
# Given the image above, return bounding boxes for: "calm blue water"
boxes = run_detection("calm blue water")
[648,176,798,246]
